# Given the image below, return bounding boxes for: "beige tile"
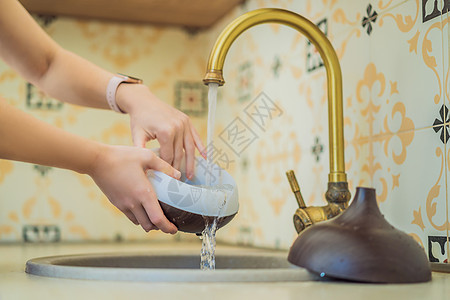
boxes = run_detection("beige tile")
[346,125,446,261]
[345,135,373,193]
[0,163,35,242]
[331,0,373,35]
[373,128,447,261]
[374,0,412,15]
[303,0,371,35]
[371,0,445,132]
[337,33,372,147]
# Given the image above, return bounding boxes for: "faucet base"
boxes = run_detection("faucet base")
[325,181,351,204]
[292,181,350,234]
[293,203,345,234]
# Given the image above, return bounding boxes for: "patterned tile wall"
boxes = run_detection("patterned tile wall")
[210,0,450,261]
[1,0,449,264]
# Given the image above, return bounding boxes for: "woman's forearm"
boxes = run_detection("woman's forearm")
[0,97,103,174]
[38,49,114,110]
[0,0,114,110]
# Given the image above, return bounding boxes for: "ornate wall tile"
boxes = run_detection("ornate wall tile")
[378,128,448,261]
[75,21,164,69]
[0,68,22,108]
[320,0,371,36]
[345,63,416,203]
[0,163,35,241]
[433,104,450,143]
[422,0,446,23]
[174,81,207,117]
[372,0,445,131]
[26,83,63,111]
[362,4,379,35]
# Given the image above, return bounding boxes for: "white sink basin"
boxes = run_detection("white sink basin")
[25,252,313,282]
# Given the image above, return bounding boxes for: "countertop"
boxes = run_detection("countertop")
[1,241,449,300]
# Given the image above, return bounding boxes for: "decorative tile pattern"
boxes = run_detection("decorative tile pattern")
[376,127,447,257]
[272,55,282,78]
[33,165,53,177]
[433,105,450,143]
[362,4,378,35]
[26,83,63,111]
[429,235,448,262]
[422,0,443,23]
[76,21,164,69]
[23,224,61,243]
[373,0,443,131]
[345,62,415,202]
[174,81,207,117]
[311,136,324,162]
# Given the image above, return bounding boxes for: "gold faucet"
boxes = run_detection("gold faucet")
[203,8,351,233]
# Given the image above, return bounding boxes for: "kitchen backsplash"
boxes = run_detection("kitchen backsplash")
[1,0,449,264]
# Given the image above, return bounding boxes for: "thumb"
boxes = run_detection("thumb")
[145,150,181,180]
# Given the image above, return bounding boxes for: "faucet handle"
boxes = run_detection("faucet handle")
[286,170,313,233]
[286,170,306,208]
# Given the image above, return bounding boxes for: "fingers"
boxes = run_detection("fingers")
[131,204,157,232]
[118,174,177,234]
[172,130,184,171]
[141,188,178,234]
[157,117,206,171]
[122,210,139,225]
[136,151,178,233]
[144,149,181,179]
[132,128,151,148]
[183,130,196,180]
[158,127,176,166]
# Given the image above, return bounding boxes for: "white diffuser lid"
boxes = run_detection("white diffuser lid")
[147,153,238,217]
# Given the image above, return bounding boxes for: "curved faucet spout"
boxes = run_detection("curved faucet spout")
[203,8,351,232]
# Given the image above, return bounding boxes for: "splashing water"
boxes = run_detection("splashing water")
[199,185,230,271]
[200,217,218,270]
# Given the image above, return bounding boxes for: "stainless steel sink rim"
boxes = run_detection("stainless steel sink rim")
[25,252,313,282]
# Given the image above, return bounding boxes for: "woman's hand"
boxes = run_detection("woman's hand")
[116,84,206,180]
[88,144,180,233]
